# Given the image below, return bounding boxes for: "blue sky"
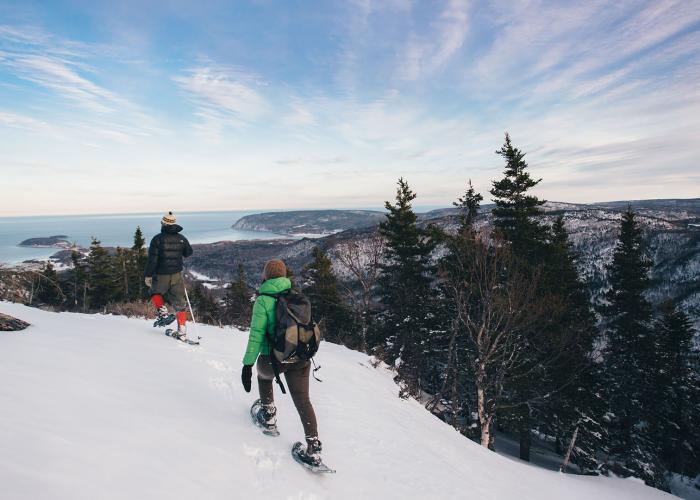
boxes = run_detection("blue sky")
[0,0,698,216]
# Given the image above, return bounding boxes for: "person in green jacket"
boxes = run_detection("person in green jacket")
[241,259,322,466]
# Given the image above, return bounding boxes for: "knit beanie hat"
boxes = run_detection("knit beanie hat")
[263,259,286,280]
[161,211,177,225]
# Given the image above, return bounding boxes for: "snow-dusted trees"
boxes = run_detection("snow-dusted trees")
[376,178,435,397]
[333,233,385,352]
[441,234,546,448]
[302,246,352,345]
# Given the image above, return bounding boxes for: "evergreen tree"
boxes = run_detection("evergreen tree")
[130,226,147,300]
[86,238,114,310]
[490,135,563,461]
[430,179,484,422]
[490,133,547,259]
[536,217,606,473]
[223,264,252,328]
[454,179,483,231]
[69,249,88,311]
[651,301,699,477]
[37,261,63,306]
[602,207,662,487]
[377,178,435,396]
[189,283,221,326]
[303,246,351,345]
[113,247,130,302]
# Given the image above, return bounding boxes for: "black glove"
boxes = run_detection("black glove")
[241,365,253,393]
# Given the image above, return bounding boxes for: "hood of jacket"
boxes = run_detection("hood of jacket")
[258,277,291,295]
[161,224,183,234]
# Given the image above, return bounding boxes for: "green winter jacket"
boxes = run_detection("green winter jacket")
[242,277,292,366]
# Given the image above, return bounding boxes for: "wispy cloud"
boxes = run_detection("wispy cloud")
[174,65,269,140]
[399,0,470,80]
[8,55,125,113]
[0,24,161,142]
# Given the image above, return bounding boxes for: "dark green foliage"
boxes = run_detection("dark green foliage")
[602,207,666,488]
[303,246,352,345]
[430,179,483,426]
[454,179,483,231]
[113,247,131,302]
[37,261,63,306]
[490,133,547,259]
[188,283,221,325]
[651,301,700,477]
[536,217,606,473]
[223,264,252,328]
[130,226,148,300]
[377,178,435,397]
[85,238,114,309]
[68,249,87,311]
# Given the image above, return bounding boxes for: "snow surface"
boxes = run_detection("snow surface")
[0,302,679,500]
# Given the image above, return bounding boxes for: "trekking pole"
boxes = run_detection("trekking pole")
[183,285,201,340]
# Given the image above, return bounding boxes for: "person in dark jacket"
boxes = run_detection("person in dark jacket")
[144,211,193,339]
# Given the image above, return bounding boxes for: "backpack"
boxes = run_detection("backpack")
[260,289,322,393]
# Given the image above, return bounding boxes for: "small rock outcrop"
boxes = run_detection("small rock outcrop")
[0,313,30,331]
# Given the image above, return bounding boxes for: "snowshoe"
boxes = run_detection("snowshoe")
[250,399,280,437]
[165,328,200,345]
[153,313,176,328]
[291,440,335,473]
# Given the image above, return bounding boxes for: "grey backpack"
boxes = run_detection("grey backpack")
[260,289,322,393]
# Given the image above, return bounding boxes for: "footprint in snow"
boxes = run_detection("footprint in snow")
[243,444,282,471]
[208,377,232,393]
[206,359,231,372]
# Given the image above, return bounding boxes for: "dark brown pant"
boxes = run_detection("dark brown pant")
[256,355,318,439]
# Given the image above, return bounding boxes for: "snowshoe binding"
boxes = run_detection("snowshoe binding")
[153,306,176,328]
[165,328,200,345]
[250,399,279,437]
[291,439,335,473]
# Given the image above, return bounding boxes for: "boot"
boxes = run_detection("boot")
[297,437,322,466]
[255,403,277,430]
[153,306,175,327]
[174,323,187,340]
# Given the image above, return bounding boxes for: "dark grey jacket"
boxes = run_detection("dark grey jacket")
[144,224,193,277]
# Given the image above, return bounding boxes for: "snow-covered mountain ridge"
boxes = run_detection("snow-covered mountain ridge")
[0,302,679,500]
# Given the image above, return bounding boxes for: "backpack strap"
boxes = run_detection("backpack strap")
[257,291,287,394]
[265,328,287,395]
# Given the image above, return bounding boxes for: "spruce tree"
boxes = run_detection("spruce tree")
[377,178,435,396]
[489,135,554,460]
[490,133,546,258]
[537,217,606,472]
[432,180,484,427]
[113,247,130,302]
[454,179,483,231]
[603,207,661,486]
[37,261,63,306]
[223,264,252,328]
[303,246,350,345]
[86,238,114,310]
[70,249,88,312]
[130,226,147,300]
[652,301,699,477]
[189,283,221,325]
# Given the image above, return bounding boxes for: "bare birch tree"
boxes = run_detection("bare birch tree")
[332,232,385,352]
[441,232,547,449]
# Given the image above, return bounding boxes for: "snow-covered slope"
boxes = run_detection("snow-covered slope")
[0,303,676,500]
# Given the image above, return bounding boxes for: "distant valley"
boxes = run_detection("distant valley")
[37,199,700,330]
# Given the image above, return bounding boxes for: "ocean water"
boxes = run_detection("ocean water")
[0,210,285,264]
